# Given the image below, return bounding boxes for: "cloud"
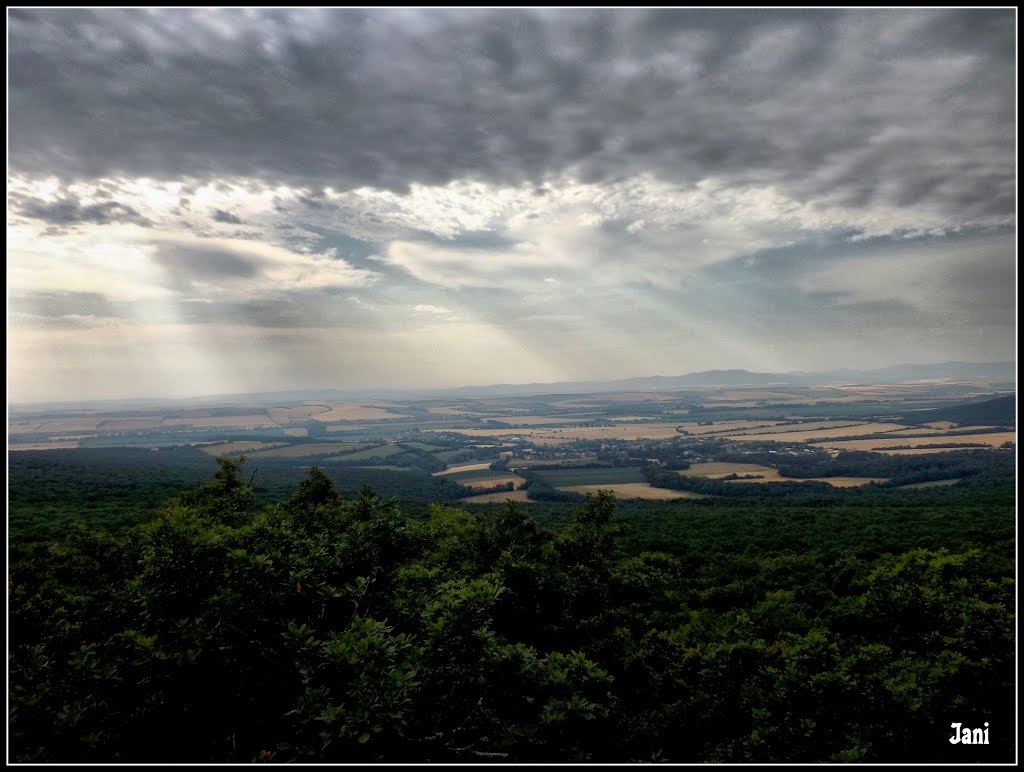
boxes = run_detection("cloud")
[795,233,1016,327]
[9,191,152,228]
[413,304,453,315]
[211,208,245,224]
[6,9,1016,401]
[8,9,1014,228]
[152,243,262,287]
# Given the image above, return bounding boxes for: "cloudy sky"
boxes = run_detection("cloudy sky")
[8,8,1016,402]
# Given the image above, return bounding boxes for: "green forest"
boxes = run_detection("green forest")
[8,455,1014,763]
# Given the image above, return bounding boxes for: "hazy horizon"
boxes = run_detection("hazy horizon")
[8,9,1016,403]
[8,358,1016,409]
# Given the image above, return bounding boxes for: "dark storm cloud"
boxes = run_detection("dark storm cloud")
[211,209,245,224]
[8,8,1015,220]
[151,243,262,290]
[9,191,152,228]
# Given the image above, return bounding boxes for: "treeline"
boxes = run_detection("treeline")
[711,447,1014,486]
[9,461,1014,763]
[516,468,587,502]
[8,449,475,544]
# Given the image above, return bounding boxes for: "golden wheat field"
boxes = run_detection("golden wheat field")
[425,405,488,416]
[308,404,406,422]
[488,415,602,425]
[428,424,688,441]
[678,420,788,435]
[98,417,167,431]
[161,415,279,429]
[283,428,308,437]
[707,420,863,437]
[814,432,1016,451]
[728,422,911,443]
[880,427,958,436]
[38,418,101,432]
[433,462,494,476]
[679,462,885,487]
[268,406,330,424]
[557,483,709,499]
[875,448,970,455]
[9,422,43,433]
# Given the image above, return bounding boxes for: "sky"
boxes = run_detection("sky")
[7,8,1017,403]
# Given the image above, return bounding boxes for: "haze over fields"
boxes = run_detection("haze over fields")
[8,9,1016,403]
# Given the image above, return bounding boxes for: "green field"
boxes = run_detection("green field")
[433,448,477,462]
[329,443,405,461]
[895,478,962,490]
[400,441,448,452]
[530,466,646,486]
[447,470,523,485]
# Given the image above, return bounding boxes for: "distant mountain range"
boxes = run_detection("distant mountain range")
[396,361,1017,399]
[10,361,1015,410]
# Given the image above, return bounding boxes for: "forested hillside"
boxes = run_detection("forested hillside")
[898,395,1015,427]
[9,459,1015,763]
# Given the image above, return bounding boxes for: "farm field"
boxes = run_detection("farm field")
[896,478,962,489]
[427,424,687,441]
[268,406,330,424]
[460,475,526,490]
[488,415,603,425]
[434,462,494,476]
[283,428,308,437]
[727,422,911,442]
[814,432,1016,451]
[705,390,814,402]
[161,415,279,429]
[326,444,404,461]
[309,404,407,422]
[731,476,889,487]
[246,442,373,458]
[679,462,887,487]
[460,489,534,503]
[425,405,488,416]
[10,421,43,433]
[8,440,81,451]
[38,418,102,432]
[680,462,783,479]
[557,483,708,500]
[432,448,477,462]
[703,420,865,436]
[402,441,447,452]
[200,441,290,456]
[875,448,978,455]
[530,467,647,486]
[678,420,788,435]
[99,418,167,431]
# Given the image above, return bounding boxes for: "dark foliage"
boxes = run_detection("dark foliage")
[9,459,1014,763]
